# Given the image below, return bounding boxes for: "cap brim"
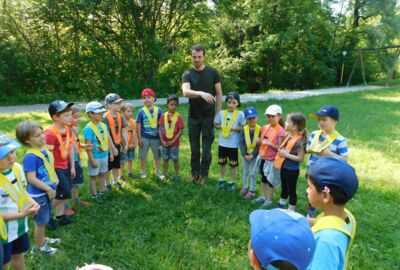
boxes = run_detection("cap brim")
[246,114,258,119]
[58,102,74,113]
[309,112,326,118]
[0,140,21,159]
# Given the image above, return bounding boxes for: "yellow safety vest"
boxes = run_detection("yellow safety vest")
[26,149,58,183]
[307,130,340,154]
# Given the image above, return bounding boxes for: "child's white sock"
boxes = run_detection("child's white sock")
[279,198,287,205]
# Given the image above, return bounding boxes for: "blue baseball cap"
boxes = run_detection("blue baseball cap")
[225,92,241,107]
[0,133,21,159]
[309,157,358,201]
[250,209,315,270]
[48,100,74,117]
[105,93,125,105]
[244,106,258,119]
[309,105,339,121]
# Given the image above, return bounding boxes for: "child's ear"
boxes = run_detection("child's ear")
[322,189,332,203]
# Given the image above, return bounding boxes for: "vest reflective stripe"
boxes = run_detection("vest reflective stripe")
[164,112,179,139]
[312,209,356,270]
[87,122,109,152]
[307,130,340,153]
[105,112,122,144]
[0,216,7,240]
[244,124,261,154]
[125,119,136,147]
[70,126,81,161]
[26,149,58,183]
[0,165,29,212]
[273,134,302,169]
[48,126,70,160]
[221,109,239,138]
[258,125,282,158]
[142,106,159,129]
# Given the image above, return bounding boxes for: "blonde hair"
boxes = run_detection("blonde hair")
[71,105,81,114]
[121,102,134,113]
[16,121,43,146]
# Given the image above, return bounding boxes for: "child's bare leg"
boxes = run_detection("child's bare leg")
[140,158,146,173]
[34,224,46,248]
[55,200,67,216]
[220,165,226,179]
[154,159,160,172]
[105,171,111,186]
[119,163,125,179]
[10,252,25,270]
[89,176,98,195]
[266,186,275,201]
[261,182,267,198]
[127,160,133,174]
[163,160,169,175]
[173,161,179,175]
[112,168,119,183]
[99,173,106,192]
[230,166,237,182]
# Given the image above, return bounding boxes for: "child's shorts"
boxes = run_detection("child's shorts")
[108,144,121,170]
[160,146,179,163]
[72,160,84,186]
[120,148,135,163]
[263,160,281,187]
[88,156,108,176]
[3,233,30,265]
[218,146,239,167]
[139,138,160,160]
[55,168,72,200]
[32,194,52,225]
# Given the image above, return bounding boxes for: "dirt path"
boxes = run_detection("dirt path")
[0,85,383,114]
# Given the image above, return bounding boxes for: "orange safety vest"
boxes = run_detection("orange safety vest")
[70,126,81,161]
[48,125,70,160]
[273,134,303,169]
[105,112,122,144]
[258,124,282,158]
[125,119,136,147]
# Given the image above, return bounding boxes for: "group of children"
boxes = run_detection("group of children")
[0,88,358,269]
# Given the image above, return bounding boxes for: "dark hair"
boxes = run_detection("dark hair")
[16,121,43,146]
[191,44,206,55]
[307,174,349,205]
[287,112,308,142]
[166,94,179,105]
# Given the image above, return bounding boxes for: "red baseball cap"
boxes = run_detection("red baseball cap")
[141,88,156,98]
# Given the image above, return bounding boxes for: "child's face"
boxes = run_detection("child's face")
[226,98,239,112]
[307,179,323,208]
[317,116,336,132]
[123,107,133,119]
[0,151,16,171]
[142,95,155,107]
[266,113,280,126]
[108,102,122,113]
[284,117,296,132]
[72,111,81,127]
[53,111,72,126]
[26,128,45,148]
[167,100,178,113]
[247,117,258,126]
[89,112,103,122]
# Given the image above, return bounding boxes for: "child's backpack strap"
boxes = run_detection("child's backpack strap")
[312,209,356,270]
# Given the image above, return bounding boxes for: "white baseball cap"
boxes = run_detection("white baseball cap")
[264,104,282,115]
[86,101,107,114]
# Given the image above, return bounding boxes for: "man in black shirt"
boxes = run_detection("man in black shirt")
[182,44,222,184]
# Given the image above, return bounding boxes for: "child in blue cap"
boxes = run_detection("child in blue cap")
[248,208,315,270]
[239,106,260,198]
[306,157,358,270]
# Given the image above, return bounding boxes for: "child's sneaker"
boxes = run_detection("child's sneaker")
[47,218,57,230]
[58,215,75,226]
[278,203,286,209]
[252,196,266,204]
[173,175,180,182]
[128,172,135,179]
[240,188,249,197]
[32,240,58,255]
[244,191,256,199]
[261,199,273,209]
[140,172,147,180]
[217,180,225,190]
[91,195,103,204]
[45,237,61,245]
[159,173,166,181]
[227,182,236,192]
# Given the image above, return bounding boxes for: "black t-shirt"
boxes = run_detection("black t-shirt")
[182,66,221,119]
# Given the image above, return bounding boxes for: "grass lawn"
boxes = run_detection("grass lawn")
[0,87,399,269]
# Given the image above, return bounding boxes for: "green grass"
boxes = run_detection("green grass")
[0,87,399,269]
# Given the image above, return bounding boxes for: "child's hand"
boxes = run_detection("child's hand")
[46,189,56,200]
[70,167,76,179]
[255,138,260,144]
[138,139,144,147]
[321,148,333,156]
[278,149,289,158]
[121,145,128,153]
[82,143,94,150]
[245,155,253,161]
[164,141,170,147]
[112,147,119,157]
[23,203,39,216]
[90,159,98,168]
[110,155,114,162]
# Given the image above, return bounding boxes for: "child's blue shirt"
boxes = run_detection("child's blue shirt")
[215,110,246,148]
[83,124,108,159]
[136,106,163,139]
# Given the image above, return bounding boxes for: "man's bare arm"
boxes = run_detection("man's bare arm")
[182,82,215,104]
[214,82,222,115]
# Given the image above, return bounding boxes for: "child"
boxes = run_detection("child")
[16,121,61,255]
[44,100,76,226]
[69,106,91,211]
[275,113,307,211]
[248,208,315,270]
[253,105,285,208]
[306,105,348,217]
[0,132,39,268]
[214,92,246,191]
[136,88,163,179]
[120,103,136,180]
[306,157,358,270]
[103,93,128,188]
[84,101,111,203]
[158,95,185,181]
[239,106,260,198]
